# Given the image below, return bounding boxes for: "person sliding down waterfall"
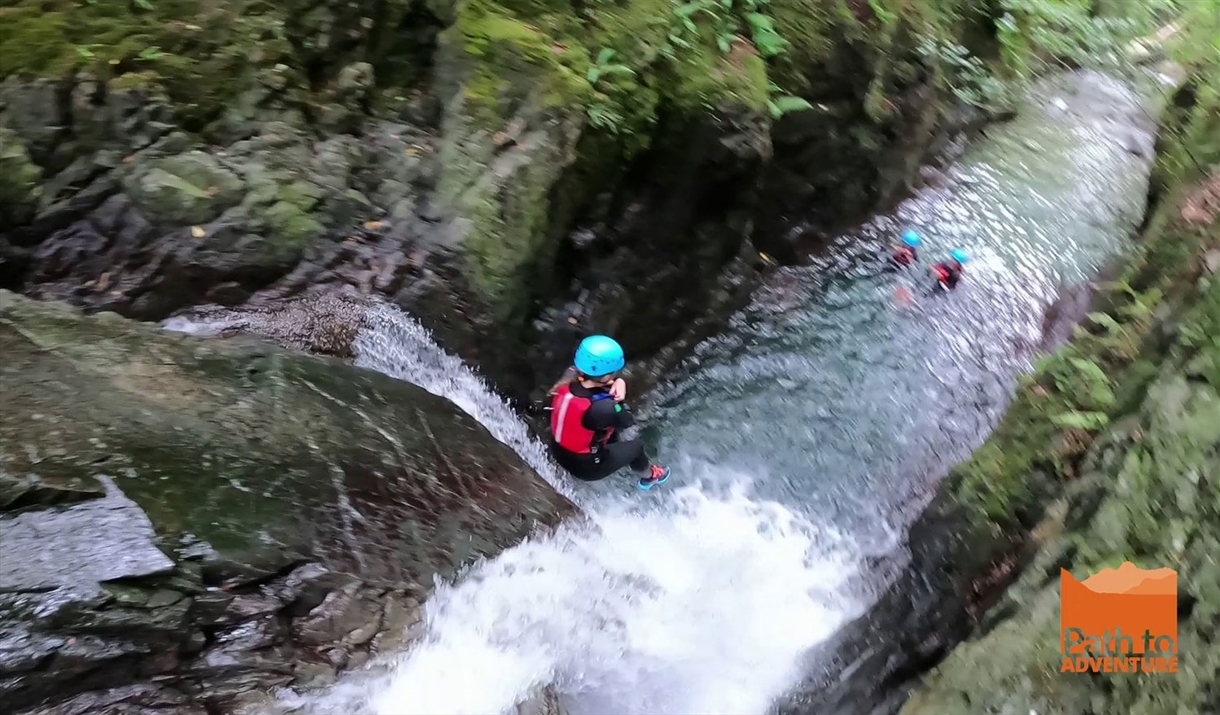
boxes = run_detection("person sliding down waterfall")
[548,335,672,491]
[931,248,969,290]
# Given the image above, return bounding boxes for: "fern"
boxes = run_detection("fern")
[586,48,635,85]
[1068,357,1111,387]
[767,95,813,118]
[1067,357,1116,408]
[586,102,624,133]
[1086,311,1123,335]
[1050,410,1111,431]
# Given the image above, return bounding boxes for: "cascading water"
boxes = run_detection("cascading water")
[155,67,1172,715]
[296,303,867,715]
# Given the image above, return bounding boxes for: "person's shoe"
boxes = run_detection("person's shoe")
[637,465,671,491]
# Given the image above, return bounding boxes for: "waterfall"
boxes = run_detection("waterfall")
[293,302,866,714]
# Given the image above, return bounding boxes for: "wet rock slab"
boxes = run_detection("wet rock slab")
[0,290,576,714]
[0,477,174,591]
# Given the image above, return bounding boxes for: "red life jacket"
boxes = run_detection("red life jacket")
[934,261,961,286]
[550,384,614,454]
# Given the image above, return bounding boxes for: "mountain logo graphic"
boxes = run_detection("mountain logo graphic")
[1060,562,1179,674]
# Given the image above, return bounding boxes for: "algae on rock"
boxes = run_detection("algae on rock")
[902,248,1220,715]
[0,290,575,713]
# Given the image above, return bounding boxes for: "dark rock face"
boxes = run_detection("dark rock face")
[526,108,773,400]
[0,0,998,406]
[0,290,575,714]
[0,69,767,404]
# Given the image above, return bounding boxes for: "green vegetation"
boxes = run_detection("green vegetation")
[996,0,1182,76]
[0,0,437,131]
[945,0,1220,528]
[1,0,1183,144]
[0,0,296,130]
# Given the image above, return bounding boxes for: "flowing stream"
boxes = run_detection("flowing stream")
[287,69,1169,715]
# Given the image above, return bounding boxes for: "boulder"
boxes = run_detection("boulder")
[0,290,575,713]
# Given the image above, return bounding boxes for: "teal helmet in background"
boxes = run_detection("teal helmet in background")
[902,230,922,248]
[574,335,625,377]
[951,248,969,264]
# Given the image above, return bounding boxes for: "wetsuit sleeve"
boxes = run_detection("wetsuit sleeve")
[581,398,634,432]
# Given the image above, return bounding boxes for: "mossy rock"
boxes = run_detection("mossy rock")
[904,68,1220,713]
[123,151,246,226]
[905,310,1220,714]
[0,0,445,132]
[0,126,43,227]
[0,289,575,586]
[263,200,325,244]
[431,0,775,329]
[0,0,302,130]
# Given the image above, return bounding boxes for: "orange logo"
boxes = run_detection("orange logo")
[1060,562,1179,673]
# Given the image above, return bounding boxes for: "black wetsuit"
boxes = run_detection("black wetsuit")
[549,381,651,481]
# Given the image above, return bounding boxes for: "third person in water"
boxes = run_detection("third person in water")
[892,229,922,266]
[548,335,671,491]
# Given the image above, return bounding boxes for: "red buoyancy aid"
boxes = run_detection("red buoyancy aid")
[934,261,961,285]
[550,383,614,454]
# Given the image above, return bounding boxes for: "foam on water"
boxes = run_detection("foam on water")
[161,314,245,336]
[289,302,865,715]
[351,303,575,501]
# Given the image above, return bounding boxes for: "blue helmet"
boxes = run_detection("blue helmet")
[951,248,969,264]
[902,230,922,248]
[574,335,625,377]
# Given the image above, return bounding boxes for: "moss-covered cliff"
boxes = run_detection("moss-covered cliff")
[894,9,1220,711]
[0,0,1022,402]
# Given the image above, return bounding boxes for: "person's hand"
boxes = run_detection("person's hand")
[610,378,627,402]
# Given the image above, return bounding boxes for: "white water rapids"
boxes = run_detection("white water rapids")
[265,301,870,715]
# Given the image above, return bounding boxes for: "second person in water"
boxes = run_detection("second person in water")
[548,335,672,491]
[931,248,969,290]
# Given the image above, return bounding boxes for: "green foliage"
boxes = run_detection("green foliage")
[765,81,811,118]
[997,0,1188,78]
[1155,2,1220,186]
[663,0,791,62]
[767,93,813,118]
[1050,410,1110,430]
[744,11,788,57]
[917,36,1013,111]
[586,101,625,133]
[585,48,635,85]
[866,0,898,26]
[1086,311,1123,335]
